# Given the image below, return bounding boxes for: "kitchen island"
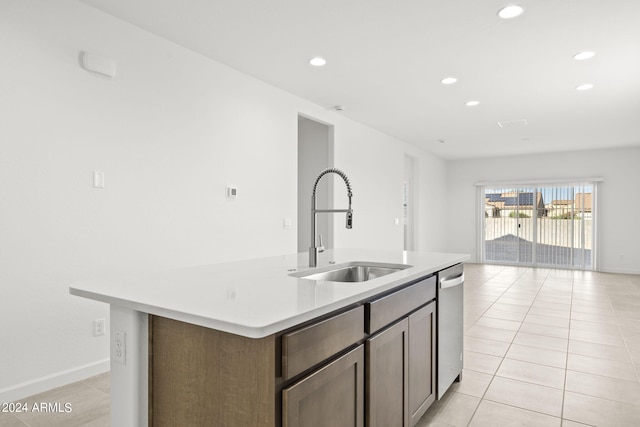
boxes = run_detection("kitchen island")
[70,248,468,427]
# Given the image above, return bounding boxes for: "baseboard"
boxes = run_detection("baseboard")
[597,267,640,275]
[468,260,639,276]
[0,359,110,403]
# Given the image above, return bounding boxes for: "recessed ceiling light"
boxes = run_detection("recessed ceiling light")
[576,83,594,91]
[309,57,326,67]
[497,5,524,19]
[573,51,595,61]
[465,100,480,107]
[441,77,457,85]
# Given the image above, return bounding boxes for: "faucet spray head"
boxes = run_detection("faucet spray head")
[346,211,353,229]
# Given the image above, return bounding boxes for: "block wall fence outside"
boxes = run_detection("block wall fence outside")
[484,218,593,250]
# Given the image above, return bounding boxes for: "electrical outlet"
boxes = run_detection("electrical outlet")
[113,330,126,365]
[93,318,105,336]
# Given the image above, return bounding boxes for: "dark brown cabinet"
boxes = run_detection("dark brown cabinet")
[149,274,439,427]
[281,306,365,427]
[365,276,437,427]
[408,303,436,426]
[282,306,365,381]
[282,345,365,427]
[366,318,409,427]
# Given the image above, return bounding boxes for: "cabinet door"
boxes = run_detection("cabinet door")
[408,303,436,426]
[282,345,364,427]
[366,318,409,427]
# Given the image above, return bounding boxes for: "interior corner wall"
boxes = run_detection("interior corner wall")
[445,146,640,274]
[330,120,448,253]
[0,0,448,401]
[297,116,330,253]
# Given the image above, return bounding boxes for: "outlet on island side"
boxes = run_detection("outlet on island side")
[113,330,126,365]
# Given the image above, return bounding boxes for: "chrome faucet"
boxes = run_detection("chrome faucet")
[309,168,353,267]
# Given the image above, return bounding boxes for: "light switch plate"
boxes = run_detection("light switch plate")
[93,171,105,188]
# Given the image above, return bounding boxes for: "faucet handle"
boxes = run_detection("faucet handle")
[318,234,325,252]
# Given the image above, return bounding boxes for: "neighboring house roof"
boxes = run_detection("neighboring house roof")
[485,192,543,209]
[576,193,592,211]
[549,200,572,206]
[548,193,592,212]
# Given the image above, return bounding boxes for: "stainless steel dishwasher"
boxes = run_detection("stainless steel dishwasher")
[436,263,464,399]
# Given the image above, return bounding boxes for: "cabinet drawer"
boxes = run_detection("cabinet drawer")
[283,344,364,427]
[282,306,365,380]
[367,275,436,334]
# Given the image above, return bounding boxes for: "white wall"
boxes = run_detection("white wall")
[445,147,640,274]
[331,121,448,252]
[0,0,448,400]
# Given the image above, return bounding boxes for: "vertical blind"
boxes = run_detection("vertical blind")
[477,179,600,270]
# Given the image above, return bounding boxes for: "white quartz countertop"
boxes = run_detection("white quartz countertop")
[69,249,469,338]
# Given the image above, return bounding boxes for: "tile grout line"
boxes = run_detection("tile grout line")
[470,268,596,423]
[462,265,515,426]
[464,266,546,426]
[559,270,574,424]
[605,278,640,384]
[562,273,640,411]
[426,266,640,426]
[488,269,570,419]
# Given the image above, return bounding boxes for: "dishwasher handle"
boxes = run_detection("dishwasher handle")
[440,273,464,289]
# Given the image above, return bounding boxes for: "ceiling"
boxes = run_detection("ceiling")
[80,0,640,160]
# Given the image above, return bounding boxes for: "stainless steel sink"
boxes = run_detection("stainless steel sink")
[291,261,411,283]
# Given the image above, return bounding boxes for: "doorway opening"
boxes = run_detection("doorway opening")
[297,115,334,253]
[403,154,418,251]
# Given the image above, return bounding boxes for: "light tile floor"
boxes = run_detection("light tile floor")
[0,373,110,426]
[418,263,640,427]
[2,264,640,426]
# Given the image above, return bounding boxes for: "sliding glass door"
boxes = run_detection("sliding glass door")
[536,183,593,269]
[482,182,595,270]
[484,187,535,264]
